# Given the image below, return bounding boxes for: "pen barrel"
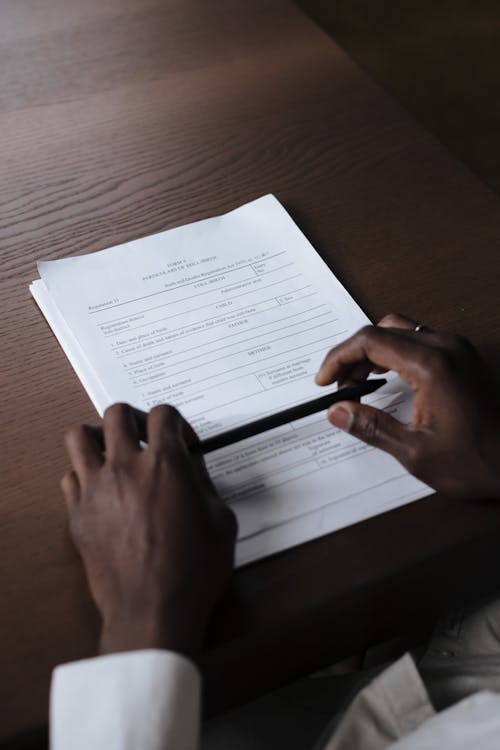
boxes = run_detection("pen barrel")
[199,378,386,454]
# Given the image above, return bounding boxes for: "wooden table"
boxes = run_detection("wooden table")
[2,0,500,743]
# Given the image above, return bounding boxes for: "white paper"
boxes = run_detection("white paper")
[31,195,431,565]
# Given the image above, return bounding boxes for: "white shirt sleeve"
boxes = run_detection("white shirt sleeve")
[50,649,201,750]
[388,691,500,750]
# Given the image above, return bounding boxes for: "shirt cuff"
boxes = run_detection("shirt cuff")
[50,649,200,750]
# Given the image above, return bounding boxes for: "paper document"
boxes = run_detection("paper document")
[30,195,430,565]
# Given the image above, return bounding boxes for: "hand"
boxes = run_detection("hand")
[61,404,237,658]
[315,313,500,499]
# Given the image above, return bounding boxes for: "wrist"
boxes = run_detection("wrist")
[99,610,206,659]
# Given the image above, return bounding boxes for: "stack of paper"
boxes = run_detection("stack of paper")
[30,195,430,565]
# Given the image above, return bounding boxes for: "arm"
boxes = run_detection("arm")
[52,404,237,749]
[315,313,500,498]
[51,650,200,750]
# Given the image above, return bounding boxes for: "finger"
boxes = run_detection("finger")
[65,424,104,475]
[179,417,209,474]
[181,418,200,451]
[127,405,198,449]
[222,505,239,544]
[337,314,427,386]
[379,317,478,369]
[377,312,445,349]
[315,325,432,390]
[338,363,390,388]
[146,405,211,488]
[129,407,148,443]
[61,470,84,546]
[60,469,80,508]
[337,362,374,388]
[377,312,420,330]
[146,404,200,452]
[102,403,141,461]
[147,404,186,454]
[328,401,418,467]
[82,425,105,452]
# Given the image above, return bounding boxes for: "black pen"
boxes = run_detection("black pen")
[198,378,387,454]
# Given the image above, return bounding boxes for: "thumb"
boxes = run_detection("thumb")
[328,401,413,463]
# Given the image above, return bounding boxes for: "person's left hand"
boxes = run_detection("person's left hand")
[61,403,237,658]
[315,313,500,498]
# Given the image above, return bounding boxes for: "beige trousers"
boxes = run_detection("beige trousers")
[321,595,500,749]
[203,595,500,750]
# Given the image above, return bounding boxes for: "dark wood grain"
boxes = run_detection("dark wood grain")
[2,0,500,740]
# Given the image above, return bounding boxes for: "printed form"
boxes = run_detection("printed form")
[30,195,430,565]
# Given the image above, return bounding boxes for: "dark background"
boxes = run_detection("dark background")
[297,0,500,193]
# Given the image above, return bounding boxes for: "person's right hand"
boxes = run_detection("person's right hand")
[315,313,500,499]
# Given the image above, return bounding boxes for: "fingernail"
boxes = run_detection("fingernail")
[314,372,322,384]
[328,404,353,430]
